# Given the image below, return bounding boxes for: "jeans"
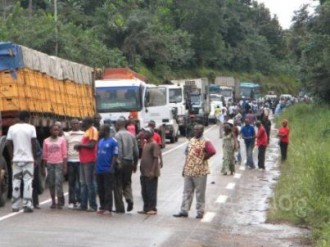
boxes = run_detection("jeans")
[68,162,81,204]
[258,146,266,169]
[80,162,97,210]
[140,176,158,212]
[96,173,114,212]
[12,162,34,209]
[279,142,288,161]
[245,142,255,168]
[47,163,64,205]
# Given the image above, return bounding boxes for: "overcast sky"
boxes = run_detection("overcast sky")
[256,0,319,29]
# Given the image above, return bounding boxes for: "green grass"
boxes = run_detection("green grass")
[267,103,330,246]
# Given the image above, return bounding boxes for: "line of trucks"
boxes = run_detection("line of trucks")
[0,42,261,206]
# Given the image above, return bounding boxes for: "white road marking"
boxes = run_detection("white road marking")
[239,166,246,171]
[226,182,236,190]
[234,173,242,179]
[216,195,228,204]
[0,192,69,223]
[201,212,216,223]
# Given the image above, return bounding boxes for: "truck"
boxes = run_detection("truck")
[158,84,181,143]
[239,82,261,100]
[214,76,239,104]
[171,78,210,129]
[0,42,96,206]
[95,68,176,148]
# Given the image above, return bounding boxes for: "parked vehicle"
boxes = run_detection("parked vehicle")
[171,78,210,128]
[238,82,261,100]
[95,68,175,148]
[214,76,239,102]
[0,42,95,206]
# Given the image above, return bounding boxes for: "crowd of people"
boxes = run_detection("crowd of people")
[5,100,290,219]
[214,97,290,176]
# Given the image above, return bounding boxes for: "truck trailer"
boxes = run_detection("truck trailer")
[0,42,95,206]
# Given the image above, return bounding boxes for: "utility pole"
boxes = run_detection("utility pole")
[28,0,33,18]
[54,0,58,56]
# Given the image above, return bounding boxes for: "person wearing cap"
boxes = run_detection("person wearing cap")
[113,117,139,213]
[138,127,162,215]
[256,121,268,170]
[221,123,236,175]
[173,124,216,219]
[277,119,290,161]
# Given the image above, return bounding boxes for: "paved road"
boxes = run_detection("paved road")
[0,124,309,247]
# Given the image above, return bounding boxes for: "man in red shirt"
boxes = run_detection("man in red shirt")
[277,119,290,161]
[256,121,268,170]
[74,117,98,211]
[148,120,162,146]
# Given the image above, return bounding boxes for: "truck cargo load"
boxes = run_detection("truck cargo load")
[0,42,95,122]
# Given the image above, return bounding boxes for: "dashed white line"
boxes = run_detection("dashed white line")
[226,182,236,190]
[0,192,69,223]
[201,212,216,223]
[234,173,242,179]
[239,166,246,171]
[216,195,228,204]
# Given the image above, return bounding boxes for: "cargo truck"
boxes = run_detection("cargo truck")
[0,42,95,206]
[171,78,210,128]
[95,68,176,148]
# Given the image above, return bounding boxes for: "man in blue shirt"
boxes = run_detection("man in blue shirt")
[240,119,256,169]
[96,124,118,214]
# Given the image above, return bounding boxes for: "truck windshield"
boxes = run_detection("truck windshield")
[240,87,260,99]
[96,86,142,112]
[190,94,201,105]
[169,88,183,103]
[145,87,166,107]
[221,89,232,97]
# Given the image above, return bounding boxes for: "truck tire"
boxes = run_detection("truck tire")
[0,136,8,207]
[170,134,175,144]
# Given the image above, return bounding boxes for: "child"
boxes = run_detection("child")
[42,124,67,209]
[96,124,118,215]
[221,123,236,175]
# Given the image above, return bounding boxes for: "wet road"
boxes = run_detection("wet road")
[0,124,309,247]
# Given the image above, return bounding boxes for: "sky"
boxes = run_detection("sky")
[256,0,319,29]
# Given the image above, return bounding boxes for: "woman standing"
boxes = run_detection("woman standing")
[277,119,290,162]
[42,124,67,209]
[221,123,236,175]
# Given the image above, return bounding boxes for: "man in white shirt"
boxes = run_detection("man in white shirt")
[65,119,84,209]
[6,111,37,213]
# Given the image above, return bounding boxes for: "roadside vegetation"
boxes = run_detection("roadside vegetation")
[268,103,330,247]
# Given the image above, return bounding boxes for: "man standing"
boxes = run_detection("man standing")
[173,124,216,219]
[96,124,118,215]
[65,119,84,209]
[74,117,98,212]
[114,118,139,213]
[240,119,256,169]
[277,119,290,161]
[219,108,227,138]
[256,121,268,170]
[6,111,37,213]
[138,127,161,215]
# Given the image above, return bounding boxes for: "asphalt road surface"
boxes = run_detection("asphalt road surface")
[0,124,310,247]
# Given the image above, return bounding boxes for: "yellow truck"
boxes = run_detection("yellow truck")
[0,42,95,206]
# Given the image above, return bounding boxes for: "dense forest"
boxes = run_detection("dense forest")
[0,0,329,101]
